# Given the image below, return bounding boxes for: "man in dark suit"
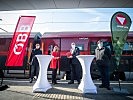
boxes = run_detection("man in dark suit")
[29,43,42,83]
[68,42,81,84]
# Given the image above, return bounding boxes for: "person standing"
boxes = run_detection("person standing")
[68,42,81,84]
[29,43,42,83]
[95,40,111,90]
[50,46,60,85]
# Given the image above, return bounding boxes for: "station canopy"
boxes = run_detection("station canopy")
[0,0,133,11]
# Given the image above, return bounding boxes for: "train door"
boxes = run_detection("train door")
[42,38,61,78]
[42,38,61,55]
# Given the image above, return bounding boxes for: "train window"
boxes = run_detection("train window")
[123,42,133,51]
[90,42,97,55]
[61,38,88,51]
[123,43,129,50]
[123,42,133,55]
[0,39,6,45]
[76,44,84,51]
[103,42,112,51]
[90,41,113,55]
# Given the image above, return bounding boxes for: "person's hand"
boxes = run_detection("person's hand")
[66,52,72,58]
[67,56,72,58]
[27,62,30,66]
[56,57,60,59]
[55,57,60,59]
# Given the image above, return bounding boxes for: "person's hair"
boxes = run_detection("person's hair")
[53,46,59,52]
[71,42,75,45]
[35,43,40,46]
[35,43,40,47]
[97,40,103,44]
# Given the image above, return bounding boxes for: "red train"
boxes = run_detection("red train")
[0,31,133,79]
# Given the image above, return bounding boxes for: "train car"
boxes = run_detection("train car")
[0,31,133,80]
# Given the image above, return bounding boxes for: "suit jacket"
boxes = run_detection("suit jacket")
[71,47,80,64]
[29,49,42,65]
[95,46,111,66]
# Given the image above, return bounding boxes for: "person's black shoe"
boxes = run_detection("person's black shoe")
[77,80,81,84]
[106,87,111,90]
[29,79,33,83]
[68,81,74,84]
[52,83,55,85]
[52,80,58,85]
[52,82,58,85]
[55,82,58,84]
[0,85,9,91]
[78,82,80,84]
[99,84,105,88]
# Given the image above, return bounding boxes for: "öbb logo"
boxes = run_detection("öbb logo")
[13,25,30,55]
[116,14,127,26]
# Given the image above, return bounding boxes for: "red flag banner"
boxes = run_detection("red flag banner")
[6,16,36,67]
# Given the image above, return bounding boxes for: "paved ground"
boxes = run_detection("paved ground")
[0,79,133,100]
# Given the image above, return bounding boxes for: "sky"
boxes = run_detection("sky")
[0,8,133,34]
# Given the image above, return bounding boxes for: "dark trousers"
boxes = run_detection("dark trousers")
[0,68,4,85]
[52,67,58,83]
[70,64,80,83]
[98,64,110,87]
[30,58,39,79]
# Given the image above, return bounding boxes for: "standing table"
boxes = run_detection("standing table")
[76,55,97,93]
[33,55,52,93]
